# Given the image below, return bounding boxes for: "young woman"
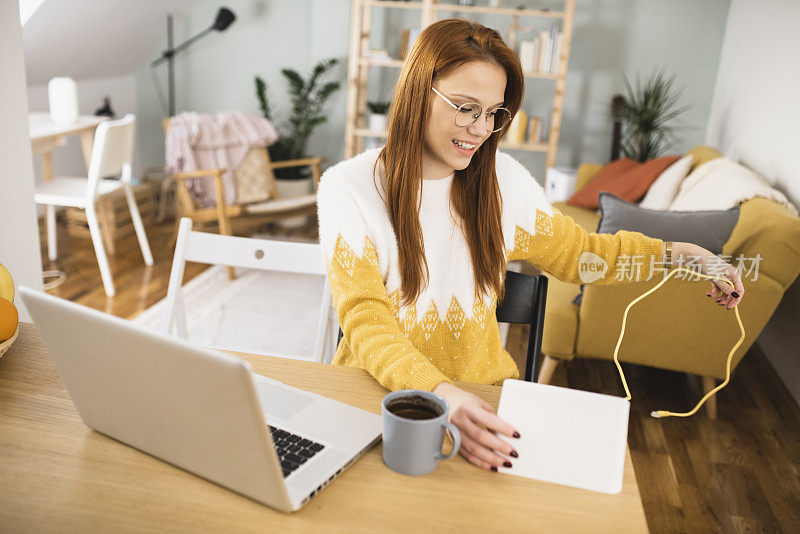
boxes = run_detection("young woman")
[317,19,744,472]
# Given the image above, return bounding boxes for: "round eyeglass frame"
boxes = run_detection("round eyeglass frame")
[431,86,513,133]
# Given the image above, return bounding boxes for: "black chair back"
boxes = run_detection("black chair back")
[336,270,548,382]
[495,271,548,382]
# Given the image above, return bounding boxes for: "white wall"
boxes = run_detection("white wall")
[22,0,196,86]
[705,0,800,208]
[135,0,351,173]
[705,0,800,405]
[0,1,44,321]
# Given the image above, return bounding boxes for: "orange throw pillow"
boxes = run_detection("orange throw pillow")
[567,156,681,209]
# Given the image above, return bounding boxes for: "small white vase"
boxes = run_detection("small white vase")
[275,177,313,228]
[368,113,387,134]
[48,77,79,125]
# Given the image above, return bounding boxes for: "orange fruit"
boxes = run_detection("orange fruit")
[0,297,18,341]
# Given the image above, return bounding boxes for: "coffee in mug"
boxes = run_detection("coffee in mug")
[381,389,461,476]
[386,394,443,420]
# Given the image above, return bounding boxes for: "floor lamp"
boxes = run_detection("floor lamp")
[151,7,236,117]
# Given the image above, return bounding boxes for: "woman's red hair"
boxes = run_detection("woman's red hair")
[377,19,524,306]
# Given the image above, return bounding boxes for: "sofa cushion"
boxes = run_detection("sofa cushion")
[576,270,784,379]
[541,276,583,360]
[567,156,680,209]
[723,197,800,289]
[540,203,600,359]
[575,163,603,193]
[686,145,723,172]
[639,154,695,210]
[597,192,740,255]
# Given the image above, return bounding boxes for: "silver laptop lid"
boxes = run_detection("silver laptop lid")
[18,287,293,511]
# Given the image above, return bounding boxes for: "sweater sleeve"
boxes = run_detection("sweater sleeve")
[500,154,664,285]
[316,175,452,392]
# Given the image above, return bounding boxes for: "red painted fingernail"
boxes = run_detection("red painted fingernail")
[510,450,519,458]
[513,432,521,439]
[503,461,512,468]
[491,466,498,472]
[731,292,740,298]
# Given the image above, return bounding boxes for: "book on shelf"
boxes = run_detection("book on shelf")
[538,29,550,73]
[551,30,563,73]
[507,112,548,145]
[528,116,545,144]
[364,48,391,60]
[517,24,562,74]
[507,110,528,144]
[399,28,421,59]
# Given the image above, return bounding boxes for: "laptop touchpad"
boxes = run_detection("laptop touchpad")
[255,382,314,420]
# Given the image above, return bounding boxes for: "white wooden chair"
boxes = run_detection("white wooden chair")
[34,114,153,297]
[162,217,334,363]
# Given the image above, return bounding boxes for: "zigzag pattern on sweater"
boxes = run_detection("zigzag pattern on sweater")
[327,206,556,339]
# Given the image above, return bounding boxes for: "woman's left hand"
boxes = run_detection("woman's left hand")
[673,242,745,310]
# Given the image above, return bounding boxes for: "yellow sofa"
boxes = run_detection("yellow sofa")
[540,146,800,387]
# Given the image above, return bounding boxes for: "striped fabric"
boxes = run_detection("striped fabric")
[165,111,279,208]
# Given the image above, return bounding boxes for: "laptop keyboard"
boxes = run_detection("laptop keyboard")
[269,426,326,478]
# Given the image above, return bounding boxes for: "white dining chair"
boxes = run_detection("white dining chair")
[34,114,154,297]
[162,217,335,363]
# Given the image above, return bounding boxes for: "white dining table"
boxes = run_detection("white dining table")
[28,112,107,181]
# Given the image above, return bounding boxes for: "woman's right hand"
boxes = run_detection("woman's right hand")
[433,382,521,471]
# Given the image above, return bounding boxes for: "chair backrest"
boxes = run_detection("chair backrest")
[87,114,136,201]
[162,116,278,209]
[163,217,333,363]
[336,269,548,381]
[496,271,548,382]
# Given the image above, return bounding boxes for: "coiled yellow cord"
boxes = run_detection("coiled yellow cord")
[612,266,746,418]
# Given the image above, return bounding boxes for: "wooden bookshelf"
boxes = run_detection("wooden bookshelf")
[345,0,576,177]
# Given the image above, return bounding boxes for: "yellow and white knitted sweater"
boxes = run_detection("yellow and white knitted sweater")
[317,148,664,392]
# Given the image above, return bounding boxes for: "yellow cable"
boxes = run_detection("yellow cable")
[612,266,746,418]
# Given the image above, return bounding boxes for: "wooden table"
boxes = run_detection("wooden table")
[28,113,107,181]
[0,324,649,533]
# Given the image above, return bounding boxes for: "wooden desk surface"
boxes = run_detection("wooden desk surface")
[0,324,648,533]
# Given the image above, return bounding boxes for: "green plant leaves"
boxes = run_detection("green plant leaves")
[253,58,341,178]
[620,68,692,162]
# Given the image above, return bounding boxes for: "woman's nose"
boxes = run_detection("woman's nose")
[467,115,490,137]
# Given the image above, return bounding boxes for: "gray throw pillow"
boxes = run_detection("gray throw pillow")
[596,192,740,254]
[567,192,742,307]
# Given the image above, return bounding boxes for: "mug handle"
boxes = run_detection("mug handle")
[435,421,461,460]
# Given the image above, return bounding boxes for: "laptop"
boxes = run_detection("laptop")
[19,287,382,512]
[496,379,630,494]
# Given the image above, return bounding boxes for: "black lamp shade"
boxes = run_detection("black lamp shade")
[212,7,236,31]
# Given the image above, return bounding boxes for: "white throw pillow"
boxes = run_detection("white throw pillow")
[638,154,694,210]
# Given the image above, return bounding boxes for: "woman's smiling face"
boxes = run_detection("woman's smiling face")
[422,60,507,180]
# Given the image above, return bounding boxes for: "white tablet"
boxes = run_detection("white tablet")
[496,379,630,494]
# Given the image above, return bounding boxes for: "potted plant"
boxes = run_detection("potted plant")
[366,101,391,133]
[619,68,692,162]
[254,58,341,201]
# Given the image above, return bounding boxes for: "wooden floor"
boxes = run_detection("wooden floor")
[41,217,800,533]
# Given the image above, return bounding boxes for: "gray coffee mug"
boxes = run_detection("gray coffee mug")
[381,389,461,476]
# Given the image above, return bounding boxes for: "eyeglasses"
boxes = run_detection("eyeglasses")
[431,86,512,133]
